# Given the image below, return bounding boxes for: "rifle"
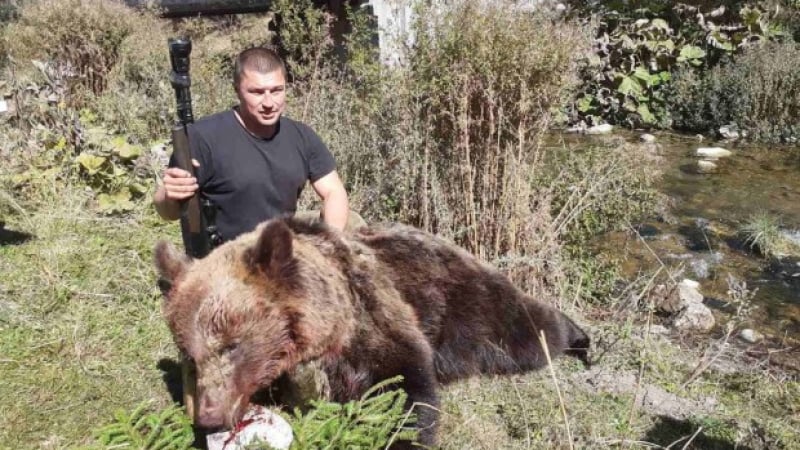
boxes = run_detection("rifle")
[168,36,221,423]
[168,37,218,260]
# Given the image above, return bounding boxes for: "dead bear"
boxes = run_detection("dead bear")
[155,218,590,447]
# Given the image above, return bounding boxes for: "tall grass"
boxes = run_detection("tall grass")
[291,1,595,294]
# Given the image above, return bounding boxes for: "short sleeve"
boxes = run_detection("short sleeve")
[300,124,336,183]
[167,123,214,187]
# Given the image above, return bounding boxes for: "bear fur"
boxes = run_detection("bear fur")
[155,218,590,448]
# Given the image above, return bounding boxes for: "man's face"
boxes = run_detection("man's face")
[235,68,287,131]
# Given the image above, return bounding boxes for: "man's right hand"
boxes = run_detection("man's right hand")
[161,166,199,200]
[154,159,200,220]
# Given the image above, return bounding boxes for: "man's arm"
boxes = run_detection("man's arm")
[311,171,349,231]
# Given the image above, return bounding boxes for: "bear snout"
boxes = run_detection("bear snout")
[196,393,227,430]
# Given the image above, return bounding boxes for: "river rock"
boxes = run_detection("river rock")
[673,302,715,332]
[696,147,732,158]
[640,133,656,143]
[767,257,800,289]
[697,159,718,173]
[654,279,704,314]
[0,99,7,114]
[738,328,764,344]
[719,124,741,140]
[586,123,613,134]
[689,252,724,279]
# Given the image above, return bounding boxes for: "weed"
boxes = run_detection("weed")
[739,212,789,257]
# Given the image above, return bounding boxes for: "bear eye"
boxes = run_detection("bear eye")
[221,342,239,354]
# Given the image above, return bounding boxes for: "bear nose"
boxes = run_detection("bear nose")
[196,394,225,430]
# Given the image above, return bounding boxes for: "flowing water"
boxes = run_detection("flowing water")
[554,131,800,343]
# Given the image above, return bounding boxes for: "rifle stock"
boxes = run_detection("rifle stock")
[172,123,210,259]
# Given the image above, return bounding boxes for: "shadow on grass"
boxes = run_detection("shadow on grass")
[157,358,184,404]
[157,358,212,449]
[642,416,753,450]
[0,222,33,245]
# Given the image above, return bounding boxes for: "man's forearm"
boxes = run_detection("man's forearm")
[321,189,349,231]
[154,186,182,221]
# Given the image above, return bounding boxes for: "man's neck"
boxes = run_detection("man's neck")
[233,107,278,139]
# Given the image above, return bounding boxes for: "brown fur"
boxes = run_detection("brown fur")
[155,218,590,447]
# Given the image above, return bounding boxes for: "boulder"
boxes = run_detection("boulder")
[654,279,704,314]
[640,133,656,143]
[673,302,715,332]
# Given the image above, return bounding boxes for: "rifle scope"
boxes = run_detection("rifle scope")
[168,37,193,125]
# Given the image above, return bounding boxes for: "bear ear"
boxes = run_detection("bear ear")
[154,240,191,293]
[248,220,295,279]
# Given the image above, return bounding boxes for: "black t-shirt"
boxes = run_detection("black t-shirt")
[169,109,336,241]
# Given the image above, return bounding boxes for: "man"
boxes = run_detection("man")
[154,47,349,240]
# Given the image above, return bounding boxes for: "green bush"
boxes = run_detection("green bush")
[669,41,800,142]
[564,1,790,129]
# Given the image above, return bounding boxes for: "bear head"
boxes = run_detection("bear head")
[155,220,318,430]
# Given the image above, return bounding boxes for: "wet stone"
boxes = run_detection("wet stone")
[634,223,661,238]
[739,328,764,344]
[678,222,719,252]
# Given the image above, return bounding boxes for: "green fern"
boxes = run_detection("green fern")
[91,400,194,450]
[286,376,419,450]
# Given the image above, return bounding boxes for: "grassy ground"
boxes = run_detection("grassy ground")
[0,192,181,448]
[1,189,797,449]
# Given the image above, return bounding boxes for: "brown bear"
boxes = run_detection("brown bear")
[155,218,590,448]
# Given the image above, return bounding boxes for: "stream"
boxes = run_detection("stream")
[556,131,800,344]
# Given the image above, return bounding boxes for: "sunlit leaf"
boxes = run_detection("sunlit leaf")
[76,153,107,175]
[617,76,643,96]
[98,188,135,213]
[632,67,651,82]
[115,143,142,161]
[577,95,594,113]
[651,18,670,31]
[637,103,656,124]
[679,45,706,60]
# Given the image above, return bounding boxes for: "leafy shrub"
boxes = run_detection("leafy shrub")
[669,41,800,142]
[564,1,789,129]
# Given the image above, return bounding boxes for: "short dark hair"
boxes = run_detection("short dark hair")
[233,47,287,86]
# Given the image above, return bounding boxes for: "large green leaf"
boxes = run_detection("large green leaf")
[115,143,142,161]
[97,188,135,213]
[637,103,656,124]
[617,76,643,96]
[577,95,595,113]
[76,153,107,175]
[679,45,706,60]
[650,18,670,31]
[632,67,651,82]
